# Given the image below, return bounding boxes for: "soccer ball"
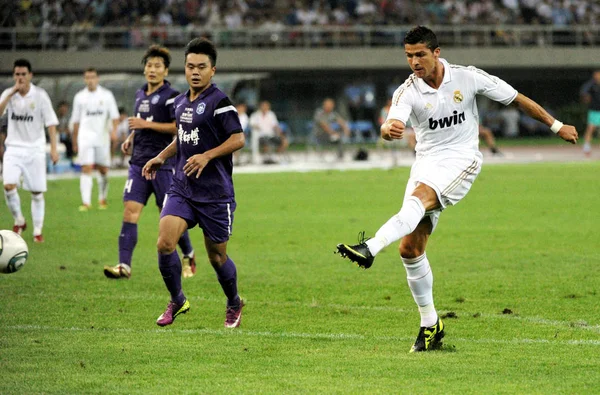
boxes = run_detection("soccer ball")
[0,230,29,274]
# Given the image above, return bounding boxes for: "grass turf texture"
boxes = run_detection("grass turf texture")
[1,162,599,393]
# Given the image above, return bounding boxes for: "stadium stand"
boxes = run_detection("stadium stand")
[0,0,599,50]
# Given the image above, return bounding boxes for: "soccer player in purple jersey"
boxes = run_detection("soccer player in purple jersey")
[142,38,246,328]
[103,45,196,280]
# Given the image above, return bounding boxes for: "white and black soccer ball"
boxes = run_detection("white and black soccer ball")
[0,230,29,274]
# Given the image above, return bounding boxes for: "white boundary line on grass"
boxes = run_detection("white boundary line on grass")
[6,324,600,346]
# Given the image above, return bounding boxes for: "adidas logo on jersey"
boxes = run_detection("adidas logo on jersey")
[11,113,34,122]
[428,111,465,130]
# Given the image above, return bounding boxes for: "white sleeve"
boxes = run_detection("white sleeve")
[271,111,279,127]
[387,85,413,124]
[470,66,518,106]
[0,89,11,116]
[107,91,120,121]
[70,93,81,124]
[40,90,59,127]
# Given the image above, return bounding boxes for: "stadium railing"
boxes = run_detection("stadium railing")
[0,25,599,51]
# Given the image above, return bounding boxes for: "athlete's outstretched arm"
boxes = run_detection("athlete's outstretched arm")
[512,93,578,144]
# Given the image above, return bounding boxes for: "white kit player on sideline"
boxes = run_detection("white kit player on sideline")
[336,26,578,353]
[70,67,120,211]
[0,59,59,243]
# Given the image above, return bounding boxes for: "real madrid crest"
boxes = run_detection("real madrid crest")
[151,95,160,105]
[197,102,206,115]
[453,90,463,103]
[30,102,35,110]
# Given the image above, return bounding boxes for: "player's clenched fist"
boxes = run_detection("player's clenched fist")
[557,125,578,144]
[381,119,405,141]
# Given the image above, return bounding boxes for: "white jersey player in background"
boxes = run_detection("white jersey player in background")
[70,67,119,211]
[336,26,578,353]
[0,59,59,243]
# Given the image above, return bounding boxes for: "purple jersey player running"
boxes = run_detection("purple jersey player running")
[142,38,245,328]
[103,45,196,280]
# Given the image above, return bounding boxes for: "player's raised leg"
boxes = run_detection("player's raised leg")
[336,183,438,268]
[156,214,189,326]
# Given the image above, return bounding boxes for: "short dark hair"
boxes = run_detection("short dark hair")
[118,106,126,114]
[85,67,97,74]
[142,45,171,68]
[404,26,439,52]
[58,100,69,107]
[185,38,217,67]
[13,59,32,72]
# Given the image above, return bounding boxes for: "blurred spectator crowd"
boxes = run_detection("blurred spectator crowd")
[1,0,599,50]
[2,0,599,32]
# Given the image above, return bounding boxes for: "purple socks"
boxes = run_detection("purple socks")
[158,251,185,305]
[118,222,137,266]
[214,256,239,307]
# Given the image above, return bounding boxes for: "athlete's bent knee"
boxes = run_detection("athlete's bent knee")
[157,236,177,254]
[123,204,142,223]
[399,241,425,259]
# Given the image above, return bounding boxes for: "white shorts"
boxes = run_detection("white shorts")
[77,144,111,167]
[2,147,47,192]
[404,151,483,232]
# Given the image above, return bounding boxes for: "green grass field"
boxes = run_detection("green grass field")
[1,162,599,394]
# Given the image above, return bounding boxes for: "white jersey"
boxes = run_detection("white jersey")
[70,85,119,147]
[388,58,518,156]
[0,84,58,153]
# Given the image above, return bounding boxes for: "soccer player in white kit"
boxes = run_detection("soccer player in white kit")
[70,68,120,211]
[336,26,578,353]
[0,59,59,243]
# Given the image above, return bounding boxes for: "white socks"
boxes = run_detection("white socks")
[366,196,426,256]
[81,173,109,205]
[403,253,437,327]
[31,193,44,236]
[4,189,44,235]
[80,173,93,206]
[4,188,25,225]
[97,173,108,201]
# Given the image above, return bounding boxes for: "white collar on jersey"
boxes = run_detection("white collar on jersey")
[16,83,36,99]
[416,58,452,93]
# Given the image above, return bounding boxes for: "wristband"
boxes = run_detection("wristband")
[550,119,563,134]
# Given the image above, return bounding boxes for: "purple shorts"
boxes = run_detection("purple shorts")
[160,191,236,244]
[123,164,173,208]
